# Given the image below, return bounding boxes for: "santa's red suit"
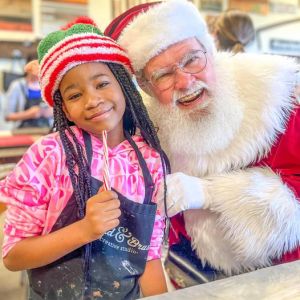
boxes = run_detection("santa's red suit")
[144,52,300,275]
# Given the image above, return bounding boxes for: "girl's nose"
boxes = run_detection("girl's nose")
[84,92,102,109]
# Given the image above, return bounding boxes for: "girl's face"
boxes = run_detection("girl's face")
[59,62,126,145]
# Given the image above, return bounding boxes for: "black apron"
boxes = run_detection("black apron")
[19,85,50,128]
[27,131,157,300]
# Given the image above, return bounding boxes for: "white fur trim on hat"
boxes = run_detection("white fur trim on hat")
[118,0,215,73]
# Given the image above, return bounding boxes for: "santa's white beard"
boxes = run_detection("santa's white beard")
[146,73,244,173]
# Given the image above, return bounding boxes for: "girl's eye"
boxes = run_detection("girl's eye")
[96,81,109,89]
[68,93,81,101]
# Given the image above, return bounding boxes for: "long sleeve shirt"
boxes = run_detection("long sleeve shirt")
[1,127,165,261]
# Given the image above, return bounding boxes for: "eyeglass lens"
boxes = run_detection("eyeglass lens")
[150,50,207,91]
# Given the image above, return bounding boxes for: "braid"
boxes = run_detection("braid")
[107,63,171,223]
[53,91,92,209]
[53,91,92,277]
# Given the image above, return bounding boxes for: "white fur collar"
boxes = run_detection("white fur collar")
[144,53,298,176]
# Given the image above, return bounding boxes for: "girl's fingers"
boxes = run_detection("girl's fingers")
[97,206,121,221]
[106,208,121,220]
[96,190,118,201]
[102,199,120,211]
[106,218,120,230]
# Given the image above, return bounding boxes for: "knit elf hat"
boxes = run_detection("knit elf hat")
[104,0,215,75]
[38,17,133,107]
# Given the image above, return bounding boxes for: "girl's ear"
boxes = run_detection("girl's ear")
[62,102,73,122]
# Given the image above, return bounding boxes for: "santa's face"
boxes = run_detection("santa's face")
[143,37,216,116]
[144,50,243,169]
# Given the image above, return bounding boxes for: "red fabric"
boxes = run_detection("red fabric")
[169,213,188,246]
[0,135,35,148]
[104,2,161,40]
[258,106,300,199]
[257,105,300,263]
[60,16,98,30]
[41,35,124,78]
[44,52,133,107]
[169,105,300,263]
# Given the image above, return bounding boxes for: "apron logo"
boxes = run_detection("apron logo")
[102,226,150,251]
[106,226,131,242]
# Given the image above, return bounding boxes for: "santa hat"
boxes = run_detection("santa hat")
[38,17,133,107]
[104,0,215,74]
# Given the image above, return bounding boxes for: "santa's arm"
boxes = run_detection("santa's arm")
[202,167,300,263]
[160,167,300,271]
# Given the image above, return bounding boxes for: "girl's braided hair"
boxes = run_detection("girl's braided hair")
[52,62,170,280]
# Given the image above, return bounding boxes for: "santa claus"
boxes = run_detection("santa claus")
[105,0,300,284]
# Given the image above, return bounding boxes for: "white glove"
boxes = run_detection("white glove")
[157,172,207,217]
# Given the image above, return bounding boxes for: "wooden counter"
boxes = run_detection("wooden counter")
[0,127,49,164]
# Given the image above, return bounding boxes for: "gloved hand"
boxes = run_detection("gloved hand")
[157,172,207,217]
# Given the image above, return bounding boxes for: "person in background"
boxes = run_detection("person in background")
[205,14,219,36]
[4,56,53,129]
[105,0,300,288]
[214,9,256,53]
[0,17,169,299]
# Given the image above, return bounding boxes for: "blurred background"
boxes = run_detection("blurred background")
[0,0,300,299]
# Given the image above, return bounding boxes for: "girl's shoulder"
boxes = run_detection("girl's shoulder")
[27,127,86,165]
[3,132,66,185]
[29,131,63,151]
[130,135,163,175]
[131,135,161,158]
[21,131,65,167]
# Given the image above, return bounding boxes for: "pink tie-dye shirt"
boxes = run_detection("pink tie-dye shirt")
[0,127,165,260]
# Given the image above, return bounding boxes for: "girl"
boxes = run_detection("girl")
[0,18,169,300]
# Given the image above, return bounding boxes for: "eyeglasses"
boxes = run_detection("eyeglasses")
[147,49,207,91]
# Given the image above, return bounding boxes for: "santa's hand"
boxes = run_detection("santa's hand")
[157,172,207,217]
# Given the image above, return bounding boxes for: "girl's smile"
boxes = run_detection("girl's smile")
[86,106,113,121]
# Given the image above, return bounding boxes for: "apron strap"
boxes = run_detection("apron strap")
[83,130,154,204]
[124,131,154,204]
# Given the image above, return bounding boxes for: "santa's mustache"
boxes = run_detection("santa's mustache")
[172,80,210,104]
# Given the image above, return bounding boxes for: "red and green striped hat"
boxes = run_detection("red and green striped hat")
[38,17,133,107]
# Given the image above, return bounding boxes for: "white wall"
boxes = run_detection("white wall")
[89,0,112,31]
[251,12,300,55]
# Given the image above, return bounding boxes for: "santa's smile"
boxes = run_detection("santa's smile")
[176,88,205,108]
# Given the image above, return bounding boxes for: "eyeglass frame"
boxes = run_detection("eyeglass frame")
[143,49,208,92]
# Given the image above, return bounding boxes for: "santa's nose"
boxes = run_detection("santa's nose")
[173,70,196,90]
